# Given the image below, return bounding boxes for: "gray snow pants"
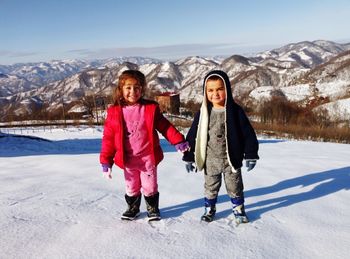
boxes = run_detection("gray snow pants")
[204,157,243,200]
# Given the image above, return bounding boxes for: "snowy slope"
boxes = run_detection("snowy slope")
[0,127,349,259]
[249,80,350,122]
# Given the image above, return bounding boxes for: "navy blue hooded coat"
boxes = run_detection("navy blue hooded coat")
[183,70,259,170]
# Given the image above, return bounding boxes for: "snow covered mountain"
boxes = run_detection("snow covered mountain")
[0,73,40,97]
[0,57,162,96]
[0,60,90,87]
[254,40,350,68]
[1,40,350,121]
[249,50,350,120]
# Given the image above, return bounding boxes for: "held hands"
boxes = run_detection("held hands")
[175,141,190,153]
[102,164,112,179]
[185,162,197,173]
[245,159,257,172]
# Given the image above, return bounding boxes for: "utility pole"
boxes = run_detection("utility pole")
[61,96,66,127]
[93,92,98,125]
[92,74,99,125]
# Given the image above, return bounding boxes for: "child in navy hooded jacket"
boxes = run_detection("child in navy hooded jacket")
[183,70,259,223]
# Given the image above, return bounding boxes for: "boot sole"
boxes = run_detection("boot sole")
[121,212,140,221]
[148,215,161,221]
[201,215,214,222]
[234,215,249,224]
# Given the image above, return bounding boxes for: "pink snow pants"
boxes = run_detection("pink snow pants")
[123,155,158,197]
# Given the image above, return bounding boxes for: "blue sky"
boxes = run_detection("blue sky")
[1,0,350,65]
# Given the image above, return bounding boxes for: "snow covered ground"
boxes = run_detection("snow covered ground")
[0,126,349,259]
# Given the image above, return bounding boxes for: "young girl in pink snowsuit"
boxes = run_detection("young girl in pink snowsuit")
[100,70,189,221]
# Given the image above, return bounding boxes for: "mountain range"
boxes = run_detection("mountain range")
[1,40,350,122]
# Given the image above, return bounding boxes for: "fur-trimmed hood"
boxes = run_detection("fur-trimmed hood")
[201,70,235,110]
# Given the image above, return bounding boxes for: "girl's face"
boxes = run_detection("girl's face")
[206,79,226,108]
[122,78,142,105]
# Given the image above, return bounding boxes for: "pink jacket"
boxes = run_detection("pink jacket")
[100,100,185,169]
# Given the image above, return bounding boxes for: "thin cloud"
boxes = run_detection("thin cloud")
[65,49,95,55]
[67,43,273,60]
[0,50,39,58]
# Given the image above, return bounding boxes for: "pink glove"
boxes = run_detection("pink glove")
[102,164,112,179]
[175,141,190,153]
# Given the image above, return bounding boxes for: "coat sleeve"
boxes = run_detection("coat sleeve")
[99,107,117,166]
[237,107,259,160]
[182,111,200,162]
[154,105,185,145]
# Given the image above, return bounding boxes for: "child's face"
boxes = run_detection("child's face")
[122,78,142,105]
[206,79,226,108]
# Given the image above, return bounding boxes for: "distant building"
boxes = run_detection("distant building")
[155,92,180,114]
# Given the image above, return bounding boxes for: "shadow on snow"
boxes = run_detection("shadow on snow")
[0,135,177,157]
[160,166,350,221]
[0,133,283,157]
[258,139,285,144]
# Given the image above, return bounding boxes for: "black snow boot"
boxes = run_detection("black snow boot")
[201,205,216,222]
[121,194,141,220]
[144,192,161,221]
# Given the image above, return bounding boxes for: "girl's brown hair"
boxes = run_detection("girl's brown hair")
[112,70,147,105]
